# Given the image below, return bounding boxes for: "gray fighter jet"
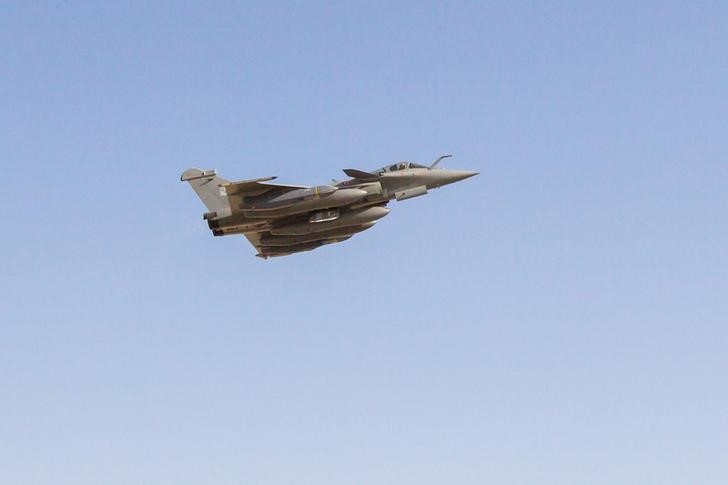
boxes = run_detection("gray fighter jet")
[181,155,477,258]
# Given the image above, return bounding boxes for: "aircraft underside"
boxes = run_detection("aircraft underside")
[181,157,476,258]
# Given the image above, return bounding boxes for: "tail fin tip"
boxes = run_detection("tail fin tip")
[180,167,231,215]
[181,168,217,182]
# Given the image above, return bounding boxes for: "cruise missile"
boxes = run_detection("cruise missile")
[242,185,337,210]
[259,222,376,246]
[242,187,368,218]
[256,237,351,258]
[270,206,390,236]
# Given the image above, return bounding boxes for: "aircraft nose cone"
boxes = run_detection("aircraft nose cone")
[450,170,479,182]
[433,170,478,188]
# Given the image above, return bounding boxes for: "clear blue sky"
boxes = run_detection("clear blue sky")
[2,2,727,484]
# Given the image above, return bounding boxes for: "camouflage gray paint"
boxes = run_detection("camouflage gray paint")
[181,156,477,258]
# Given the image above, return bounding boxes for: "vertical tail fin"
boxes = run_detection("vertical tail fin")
[180,168,232,218]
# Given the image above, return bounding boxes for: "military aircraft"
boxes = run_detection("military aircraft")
[181,155,477,258]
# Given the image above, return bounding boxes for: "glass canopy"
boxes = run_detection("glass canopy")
[372,162,427,174]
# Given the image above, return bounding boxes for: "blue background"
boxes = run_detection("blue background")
[2,2,727,483]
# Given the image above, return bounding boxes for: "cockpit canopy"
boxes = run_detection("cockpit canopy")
[372,162,427,174]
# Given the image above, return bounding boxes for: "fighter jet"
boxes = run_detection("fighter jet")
[181,155,477,258]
